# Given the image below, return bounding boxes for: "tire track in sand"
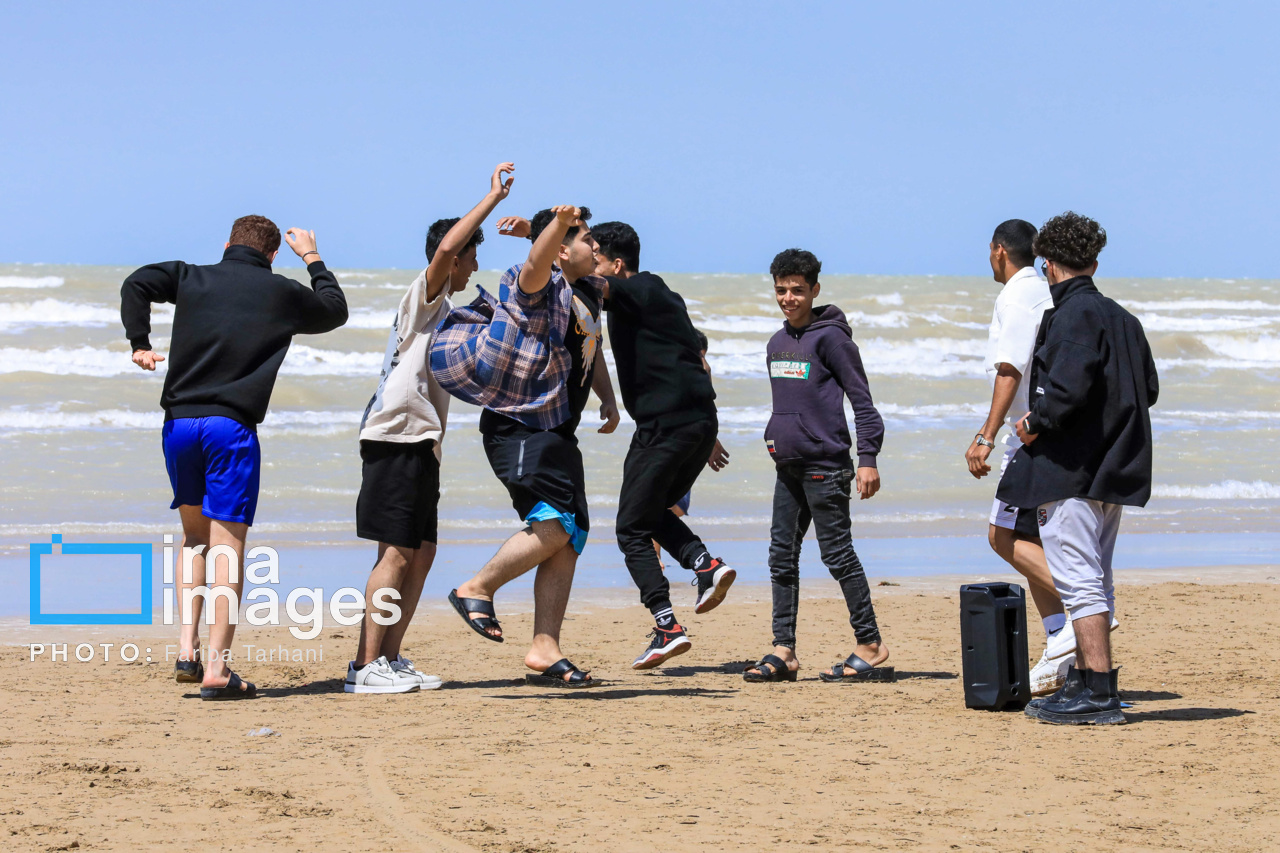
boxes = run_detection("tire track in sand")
[362,745,480,853]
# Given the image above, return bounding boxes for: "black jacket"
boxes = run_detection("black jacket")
[120,245,348,428]
[997,276,1158,508]
[604,272,716,427]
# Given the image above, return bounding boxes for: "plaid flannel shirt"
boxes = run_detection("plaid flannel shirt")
[430,262,605,430]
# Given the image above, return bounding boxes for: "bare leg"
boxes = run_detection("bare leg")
[202,519,248,690]
[176,505,210,662]
[456,521,569,639]
[380,542,435,661]
[989,525,1064,621]
[524,542,581,680]
[1073,612,1112,671]
[353,543,413,667]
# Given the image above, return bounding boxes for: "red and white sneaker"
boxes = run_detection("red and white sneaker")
[693,558,736,614]
[632,626,692,670]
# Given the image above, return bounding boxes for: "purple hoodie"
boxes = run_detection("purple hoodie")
[764,305,884,469]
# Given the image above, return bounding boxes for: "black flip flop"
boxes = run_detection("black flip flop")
[819,652,895,683]
[448,589,504,643]
[525,658,596,689]
[199,672,257,700]
[743,654,797,683]
[175,654,203,684]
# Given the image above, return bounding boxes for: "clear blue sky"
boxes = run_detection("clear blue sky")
[2,2,1277,277]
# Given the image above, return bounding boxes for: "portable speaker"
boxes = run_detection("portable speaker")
[959,582,1031,710]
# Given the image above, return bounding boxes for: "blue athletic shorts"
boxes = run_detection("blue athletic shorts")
[162,416,261,525]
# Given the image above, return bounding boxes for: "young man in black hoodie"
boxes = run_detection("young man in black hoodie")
[745,249,891,683]
[592,221,736,669]
[997,212,1159,725]
[121,216,348,699]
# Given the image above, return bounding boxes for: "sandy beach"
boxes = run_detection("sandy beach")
[4,574,1278,852]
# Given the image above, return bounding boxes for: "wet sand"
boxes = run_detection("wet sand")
[3,574,1278,852]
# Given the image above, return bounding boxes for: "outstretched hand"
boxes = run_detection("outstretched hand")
[132,350,165,371]
[497,216,531,238]
[553,205,582,227]
[707,440,730,471]
[598,399,620,434]
[490,162,515,199]
[284,228,319,260]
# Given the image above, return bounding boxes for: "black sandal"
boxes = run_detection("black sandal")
[174,653,203,684]
[743,654,797,682]
[525,658,596,689]
[819,652,895,683]
[448,589,504,643]
[199,672,258,700]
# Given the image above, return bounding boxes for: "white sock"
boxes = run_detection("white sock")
[1043,613,1067,636]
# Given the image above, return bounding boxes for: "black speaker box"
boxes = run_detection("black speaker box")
[959,582,1031,710]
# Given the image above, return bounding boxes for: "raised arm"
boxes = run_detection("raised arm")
[425,162,515,301]
[518,205,580,295]
[284,228,349,334]
[121,261,183,371]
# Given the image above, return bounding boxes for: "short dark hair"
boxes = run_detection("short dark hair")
[992,219,1038,268]
[592,221,641,272]
[1034,212,1108,270]
[425,217,485,263]
[770,248,821,286]
[228,215,281,255]
[694,329,708,353]
[528,207,592,244]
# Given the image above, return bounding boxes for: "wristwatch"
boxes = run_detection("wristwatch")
[974,434,995,449]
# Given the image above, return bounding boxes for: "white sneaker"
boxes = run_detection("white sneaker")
[1030,647,1076,696]
[390,655,442,690]
[344,656,421,694]
[1045,621,1077,659]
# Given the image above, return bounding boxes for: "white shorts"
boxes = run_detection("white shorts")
[988,444,1020,529]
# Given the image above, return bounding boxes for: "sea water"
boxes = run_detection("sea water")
[0,263,1276,612]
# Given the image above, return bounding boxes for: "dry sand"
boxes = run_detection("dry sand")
[3,577,1279,852]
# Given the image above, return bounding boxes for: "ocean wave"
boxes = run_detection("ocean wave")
[0,407,366,433]
[0,275,64,289]
[1152,409,1279,424]
[1121,299,1280,312]
[343,307,397,329]
[0,346,135,376]
[693,314,779,334]
[870,292,903,306]
[279,345,383,376]
[860,337,989,377]
[0,299,175,329]
[1153,480,1280,499]
[1135,313,1272,333]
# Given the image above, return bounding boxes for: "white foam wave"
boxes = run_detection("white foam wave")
[1121,299,1280,312]
[870,293,903,306]
[343,308,397,329]
[1152,409,1279,425]
[280,345,382,376]
[0,275,64,289]
[1153,480,1280,500]
[0,346,135,376]
[0,299,176,329]
[1201,334,1280,364]
[0,407,366,433]
[860,337,988,377]
[693,314,779,334]
[1135,313,1271,333]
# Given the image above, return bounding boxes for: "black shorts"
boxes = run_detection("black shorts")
[355,439,440,548]
[481,423,589,536]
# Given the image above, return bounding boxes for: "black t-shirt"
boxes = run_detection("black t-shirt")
[480,277,602,437]
[605,271,716,426]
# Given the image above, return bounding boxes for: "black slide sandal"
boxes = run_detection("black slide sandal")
[525,658,597,689]
[449,589,504,643]
[743,654,797,682]
[819,652,895,683]
[175,654,203,684]
[199,672,257,700]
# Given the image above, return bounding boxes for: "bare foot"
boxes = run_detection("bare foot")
[745,645,800,678]
[456,581,502,639]
[822,641,889,678]
[201,669,253,692]
[525,651,591,684]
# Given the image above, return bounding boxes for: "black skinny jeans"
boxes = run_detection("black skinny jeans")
[769,464,880,648]
[615,416,718,613]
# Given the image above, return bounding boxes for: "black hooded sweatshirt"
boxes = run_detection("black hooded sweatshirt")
[120,245,349,428]
[764,305,884,469]
[997,275,1159,508]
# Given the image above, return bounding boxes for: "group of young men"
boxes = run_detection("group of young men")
[120,162,1157,724]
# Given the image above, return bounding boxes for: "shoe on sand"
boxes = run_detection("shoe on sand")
[345,656,421,694]
[1030,647,1076,696]
[390,655,442,690]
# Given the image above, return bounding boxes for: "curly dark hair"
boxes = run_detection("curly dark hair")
[1033,212,1107,270]
[425,217,485,262]
[528,206,592,244]
[228,215,281,255]
[770,248,821,285]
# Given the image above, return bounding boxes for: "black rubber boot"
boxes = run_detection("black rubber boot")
[1035,666,1125,726]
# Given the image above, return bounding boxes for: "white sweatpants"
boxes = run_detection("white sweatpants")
[1037,497,1123,620]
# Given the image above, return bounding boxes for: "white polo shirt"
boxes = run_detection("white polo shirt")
[985,265,1052,435]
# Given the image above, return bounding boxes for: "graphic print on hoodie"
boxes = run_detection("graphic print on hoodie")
[764,305,885,468]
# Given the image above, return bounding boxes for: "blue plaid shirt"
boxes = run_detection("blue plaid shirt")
[430,263,605,430]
